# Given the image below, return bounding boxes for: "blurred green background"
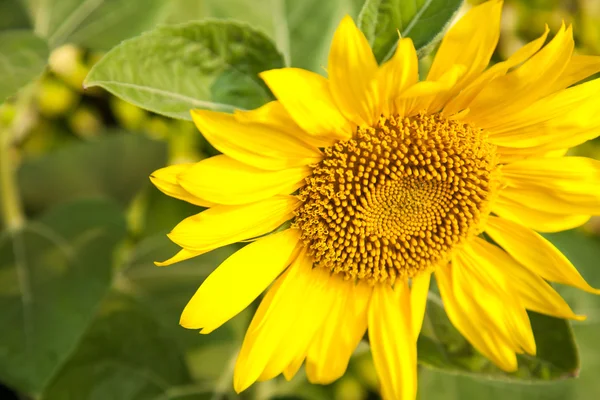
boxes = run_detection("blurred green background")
[1,0,600,399]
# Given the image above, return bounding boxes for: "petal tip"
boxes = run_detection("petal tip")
[258,68,279,82]
[574,314,587,322]
[179,316,196,330]
[339,14,354,25]
[233,373,252,394]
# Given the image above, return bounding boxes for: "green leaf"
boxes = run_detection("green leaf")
[0,0,31,30]
[41,293,192,400]
[357,0,463,63]
[18,132,167,214]
[121,234,246,384]
[544,230,600,399]
[165,0,274,29]
[283,0,365,72]
[41,234,247,399]
[0,199,126,395]
[418,368,575,400]
[164,0,365,74]
[418,293,579,381]
[85,21,285,120]
[25,0,167,49]
[0,30,48,102]
[140,186,200,239]
[419,229,600,399]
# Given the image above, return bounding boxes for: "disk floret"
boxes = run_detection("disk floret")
[294,113,498,284]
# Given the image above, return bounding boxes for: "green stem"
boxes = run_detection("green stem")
[0,84,37,231]
[0,125,25,231]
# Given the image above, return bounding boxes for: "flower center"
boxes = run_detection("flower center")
[294,113,498,284]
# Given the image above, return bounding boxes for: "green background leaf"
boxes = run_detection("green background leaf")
[40,234,248,400]
[0,30,48,102]
[358,0,464,62]
[418,229,600,399]
[18,132,167,214]
[120,236,246,385]
[0,0,31,30]
[164,0,366,73]
[418,296,579,381]
[41,293,193,400]
[85,21,285,120]
[24,0,167,49]
[0,199,126,395]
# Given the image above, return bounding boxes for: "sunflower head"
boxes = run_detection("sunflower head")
[150,0,600,399]
[295,113,499,284]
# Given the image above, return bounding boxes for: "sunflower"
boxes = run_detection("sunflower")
[150,0,600,398]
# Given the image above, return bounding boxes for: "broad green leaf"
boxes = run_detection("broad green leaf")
[164,0,365,74]
[140,186,200,239]
[358,0,463,62]
[41,293,192,400]
[283,0,365,72]
[0,0,31,30]
[121,234,245,384]
[419,229,600,399]
[119,236,335,398]
[25,0,167,49]
[165,0,273,30]
[418,368,575,400]
[57,234,246,399]
[85,21,285,120]
[0,30,48,102]
[418,293,579,381]
[18,132,166,214]
[0,200,126,395]
[545,230,600,399]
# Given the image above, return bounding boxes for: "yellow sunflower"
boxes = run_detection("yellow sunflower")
[150,0,600,398]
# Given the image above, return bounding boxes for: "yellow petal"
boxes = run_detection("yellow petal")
[150,164,213,207]
[180,229,299,333]
[234,270,286,393]
[306,279,371,384]
[492,194,590,232]
[328,15,379,126]
[427,0,503,110]
[234,101,336,148]
[500,157,600,215]
[457,241,536,356]
[545,148,570,158]
[443,27,549,116]
[548,54,600,93]
[469,232,585,321]
[283,353,305,381]
[155,248,206,267]
[368,282,416,400]
[436,265,518,371]
[168,196,298,252]
[234,252,314,392]
[258,264,336,382]
[377,38,419,115]
[396,64,465,116]
[487,78,600,148]
[191,109,322,170]
[485,216,600,295]
[410,271,431,340]
[260,68,352,139]
[178,155,310,205]
[467,24,574,127]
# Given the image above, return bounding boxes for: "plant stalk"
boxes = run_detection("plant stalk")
[0,84,37,231]
[0,125,25,231]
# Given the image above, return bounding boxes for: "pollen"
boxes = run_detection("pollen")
[294,113,498,284]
